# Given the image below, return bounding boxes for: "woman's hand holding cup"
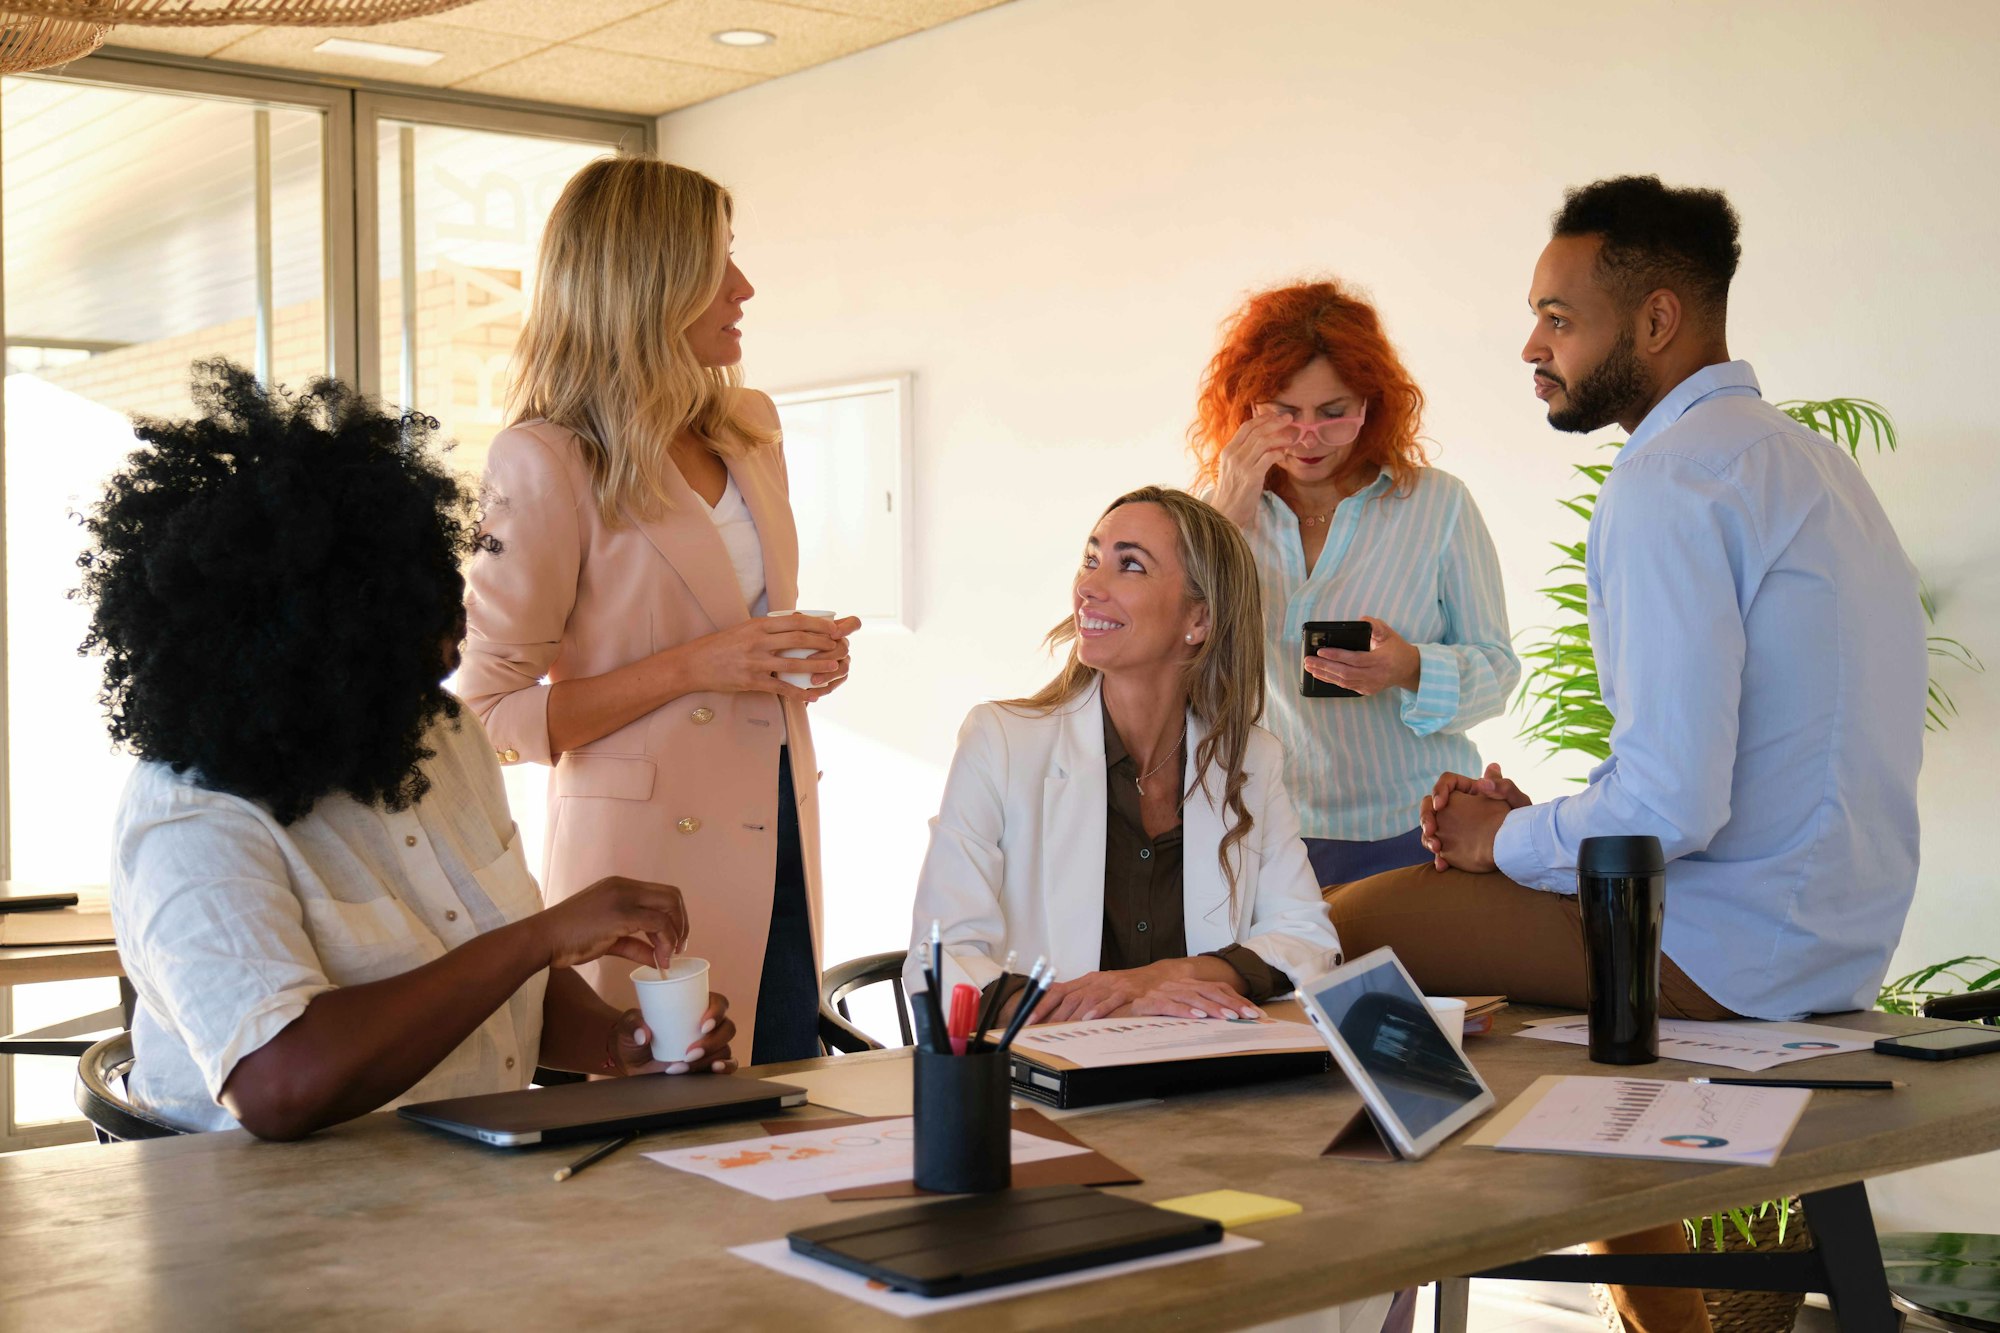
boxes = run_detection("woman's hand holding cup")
[671,613,853,700]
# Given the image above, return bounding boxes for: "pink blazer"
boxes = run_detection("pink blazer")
[458,417,821,1057]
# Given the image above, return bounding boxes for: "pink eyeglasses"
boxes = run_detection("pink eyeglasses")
[1256,406,1367,450]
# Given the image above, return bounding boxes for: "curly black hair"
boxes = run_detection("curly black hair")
[77,361,494,824]
[1553,174,1742,322]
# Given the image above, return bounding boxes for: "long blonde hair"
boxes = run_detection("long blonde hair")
[509,156,776,526]
[1004,486,1267,898]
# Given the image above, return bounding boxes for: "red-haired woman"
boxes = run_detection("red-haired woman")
[1193,280,1519,890]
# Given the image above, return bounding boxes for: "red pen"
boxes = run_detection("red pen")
[947,983,979,1056]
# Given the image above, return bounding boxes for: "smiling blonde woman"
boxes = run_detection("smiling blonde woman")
[909,486,1340,1024]
[459,156,857,1063]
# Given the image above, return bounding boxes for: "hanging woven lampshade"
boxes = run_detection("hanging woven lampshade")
[0,13,108,73]
[0,1,475,26]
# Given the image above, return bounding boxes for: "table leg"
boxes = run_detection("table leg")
[1434,1278,1470,1333]
[119,976,136,1028]
[1800,1183,1901,1333]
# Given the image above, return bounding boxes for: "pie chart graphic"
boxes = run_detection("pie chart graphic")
[1660,1134,1730,1149]
[1782,1041,1841,1050]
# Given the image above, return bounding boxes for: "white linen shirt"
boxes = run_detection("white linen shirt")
[112,707,548,1132]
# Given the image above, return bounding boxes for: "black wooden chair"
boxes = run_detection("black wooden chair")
[1879,991,2000,1333]
[73,1032,182,1143]
[817,950,913,1054]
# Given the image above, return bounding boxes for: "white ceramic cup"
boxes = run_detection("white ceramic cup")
[765,608,837,689]
[631,957,711,1065]
[1425,996,1468,1052]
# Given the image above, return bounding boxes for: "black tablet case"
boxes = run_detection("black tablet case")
[787,1184,1223,1297]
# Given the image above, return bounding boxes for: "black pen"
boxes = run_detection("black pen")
[553,1131,636,1182]
[921,923,950,1054]
[1687,1077,1904,1091]
[995,960,1055,1053]
[970,950,1017,1052]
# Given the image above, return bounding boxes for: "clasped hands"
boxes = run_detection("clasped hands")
[1420,762,1534,872]
[1024,959,1263,1025]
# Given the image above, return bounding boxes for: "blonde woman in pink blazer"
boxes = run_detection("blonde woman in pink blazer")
[459,158,857,1063]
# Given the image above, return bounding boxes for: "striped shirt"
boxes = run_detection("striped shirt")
[1247,467,1519,842]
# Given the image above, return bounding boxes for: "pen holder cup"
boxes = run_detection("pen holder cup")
[913,1047,1011,1194]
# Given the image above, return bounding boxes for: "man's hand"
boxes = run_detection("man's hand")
[1419,763,1531,872]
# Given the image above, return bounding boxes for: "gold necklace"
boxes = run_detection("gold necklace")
[1134,724,1186,797]
[1281,491,1340,528]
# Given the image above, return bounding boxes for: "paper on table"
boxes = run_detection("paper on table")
[728,1234,1262,1317]
[644,1117,1087,1200]
[774,1062,914,1118]
[1011,1016,1323,1069]
[1514,1016,1877,1071]
[1470,1074,1810,1166]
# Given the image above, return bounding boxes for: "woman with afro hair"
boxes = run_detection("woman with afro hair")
[1191,280,1520,890]
[84,362,734,1139]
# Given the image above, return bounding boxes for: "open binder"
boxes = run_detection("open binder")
[1006,1002,1332,1110]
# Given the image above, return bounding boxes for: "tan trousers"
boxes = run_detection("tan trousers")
[1326,864,1733,1333]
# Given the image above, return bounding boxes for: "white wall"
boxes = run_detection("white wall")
[659,0,2000,1226]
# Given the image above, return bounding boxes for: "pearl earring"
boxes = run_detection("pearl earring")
[1185,634,1195,643]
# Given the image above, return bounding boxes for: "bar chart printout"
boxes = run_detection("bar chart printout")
[1470,1076,1811,1166]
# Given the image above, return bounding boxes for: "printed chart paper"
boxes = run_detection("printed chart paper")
[644,1117,1087,1200]
[1011,1016,1323,1069]
[1514,1016,1876,1071]
[1471,1075,1810,1166]
[728,1235,1263,1317]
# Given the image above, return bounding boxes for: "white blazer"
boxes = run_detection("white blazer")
[910,677,1342,995]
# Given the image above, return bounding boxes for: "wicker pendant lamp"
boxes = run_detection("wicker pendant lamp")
[0,13,108,72]
[0,1,476,26]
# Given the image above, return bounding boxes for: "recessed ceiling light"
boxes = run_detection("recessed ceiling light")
[711,28,777,47]
[313,36,446,67]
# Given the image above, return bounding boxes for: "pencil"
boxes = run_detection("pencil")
[553,1131,637,1181]
[1687,1077,1903,1091]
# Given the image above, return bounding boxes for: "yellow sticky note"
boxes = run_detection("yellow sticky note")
[1153,1189,1303,1228]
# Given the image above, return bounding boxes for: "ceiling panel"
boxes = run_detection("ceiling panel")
[782,0,1010,23]
[209,18,545,87]
[452,43,759,114]
[88,0,1014,116]
[425,0,662,43]
[577,0,908,76]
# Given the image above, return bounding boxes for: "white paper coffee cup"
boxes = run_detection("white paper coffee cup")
[1425,995,1468,1052]
[632,957,711,1064]
[766,608,837,689]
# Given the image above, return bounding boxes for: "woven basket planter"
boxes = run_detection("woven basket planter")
[1594,1208,1815,1333]
[0,14,108,73]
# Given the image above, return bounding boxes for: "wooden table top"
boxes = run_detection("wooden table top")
[0,883,121,986]
[4,1006,1995,1333]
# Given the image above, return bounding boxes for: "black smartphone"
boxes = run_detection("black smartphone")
[1302,620,1372,698]
[1874,1027,2000,1061]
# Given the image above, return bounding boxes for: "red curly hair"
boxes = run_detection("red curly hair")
[1190,279,1428,497]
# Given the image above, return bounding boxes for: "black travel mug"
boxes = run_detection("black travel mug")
[1578,835,1666,1065]
[912,1047,1011,1193]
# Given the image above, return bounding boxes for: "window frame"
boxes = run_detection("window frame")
[0,49,651,1150]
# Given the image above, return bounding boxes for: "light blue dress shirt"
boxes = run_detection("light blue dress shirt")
[1493,361,1926,1019]
[1249,467,1519,842]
